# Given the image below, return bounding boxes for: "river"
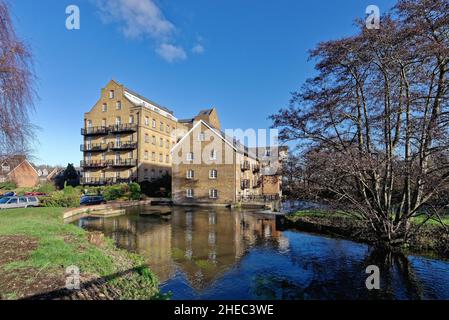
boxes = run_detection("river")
[75,205,449,300]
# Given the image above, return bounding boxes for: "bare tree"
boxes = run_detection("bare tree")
[271,0,449,248]
[0,0,36,157]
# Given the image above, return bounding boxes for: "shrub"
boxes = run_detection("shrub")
[41,191,80,208]
[129,183,141,200]
[35,182,56,194]
[0,181,16,190]
[103,184,129,201]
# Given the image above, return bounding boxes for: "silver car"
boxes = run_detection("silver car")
[0,196,40,209]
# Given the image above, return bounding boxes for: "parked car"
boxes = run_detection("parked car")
[0,196,40,209]
[80,195,107,206]
[1,191,16,197]
[25,192,49,197]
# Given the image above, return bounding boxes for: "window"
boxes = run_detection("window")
[160,138,163,147]
[265,149,271,157]
[152,119,156,128]
[144,151,149,160]
[145,116,149,126]
[186,152,194,161]
[129,115,134,124]
[19,197,27,204]
[102,119,106,127]
[116,101,121,110]
[198,132,205,141]
[115,117,121,125]
[145,134,149,143]
[166,125,170,133]
[152,136,156,145]
[186,170,194,179]
[186,189,194,198]
[102,103,107,112]
[166,140,170,149]
[159,154,163,162]
[1,165,10,172]
[210,149,217,160]
[209,169,218,179]
[209,189,218,199]
[166,155,169,163]
[87,120,92,127]
[8,198,18,204]
[109,90,115,98]
[151,169,155,179]
[160,122,164,131]
[151,152,156,161]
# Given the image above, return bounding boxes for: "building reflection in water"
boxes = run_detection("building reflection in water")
[78,206,289,288]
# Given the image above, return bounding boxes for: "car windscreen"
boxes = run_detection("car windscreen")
[0,197,10,204]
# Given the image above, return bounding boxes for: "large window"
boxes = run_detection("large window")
[109,90,115,99]
[186,189,194,198]
[209,189,218,199]
[145,116,149,126]
[186,152,194,161]
[186,170,194,179]
[151,152,156,161]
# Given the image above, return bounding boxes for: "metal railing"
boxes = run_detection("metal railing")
[80,143,108,152]
[237,194,280,202]
[81,126,108,136]
[241,161,250,171]
[80,160,109,168]
[109,159,137,167]
[108,124,138,133]
[109,141,138,150]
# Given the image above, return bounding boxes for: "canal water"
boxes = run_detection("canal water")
[75,206,449,300]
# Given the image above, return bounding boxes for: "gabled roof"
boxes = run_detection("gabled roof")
[6,159,39,177]
[171,120,258,160]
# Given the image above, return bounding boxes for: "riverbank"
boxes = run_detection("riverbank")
[0,207,163,300]
[284,210,449,259]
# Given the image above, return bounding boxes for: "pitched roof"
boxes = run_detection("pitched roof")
[124,86,174,115]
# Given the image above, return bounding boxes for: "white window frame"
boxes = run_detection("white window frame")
[129,115,134,124]
[209,169,217,179]
[186,189,194,198]
[210,149,217,160]
[109,90,115,99]
[198,132,205,141]
[152,119,156,128]
[116,101,121,110]
[186,170,194,179]
[209,189,218,199]
[186,152,194,161]
[102,103,107,112]
[145,117,149,126]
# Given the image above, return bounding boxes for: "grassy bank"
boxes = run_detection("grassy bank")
[285,210,449,259]
[0,207,162,300]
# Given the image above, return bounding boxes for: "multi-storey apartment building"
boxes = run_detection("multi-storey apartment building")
[171,110,262,206]
[81,80,179,185]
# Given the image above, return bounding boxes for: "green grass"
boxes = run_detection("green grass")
[0,207,115,275]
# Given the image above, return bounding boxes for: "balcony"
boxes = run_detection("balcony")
[108,177,135,184]
[80,143,108,152]
[81,178,108,186]
[80,160,109,168]
[252,164,260,173]
[109,124,138,134]
[81,126,108,136]
[109,159,137,167]
[241,179,250,190]
[253,178,262,188]
[241,161,250,171]
[109,141,137,151]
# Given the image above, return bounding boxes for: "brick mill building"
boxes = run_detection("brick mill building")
[81,80,286,205]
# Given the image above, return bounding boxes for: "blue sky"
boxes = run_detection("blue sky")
[10,0,396,166]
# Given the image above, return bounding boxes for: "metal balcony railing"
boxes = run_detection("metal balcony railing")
[109,141,137,150]
[81,178,108,186]
[108,124,138,133]
[240,179,250,190]
[109,159,137,167]
[241,161,250,171]
[81,126,108,136]
[80,143,108,152]
[80,160,109,168]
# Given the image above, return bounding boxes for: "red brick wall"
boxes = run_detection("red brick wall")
[9,162,39,188]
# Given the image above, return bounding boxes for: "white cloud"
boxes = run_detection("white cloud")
[156,43,187,62]
[192,44,205,55]
[95,0,175,40]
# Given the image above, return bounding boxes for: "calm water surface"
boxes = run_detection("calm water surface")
[76,206,449,300]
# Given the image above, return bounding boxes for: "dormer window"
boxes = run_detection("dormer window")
[109,90,115,99]
[2,164,10,172]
